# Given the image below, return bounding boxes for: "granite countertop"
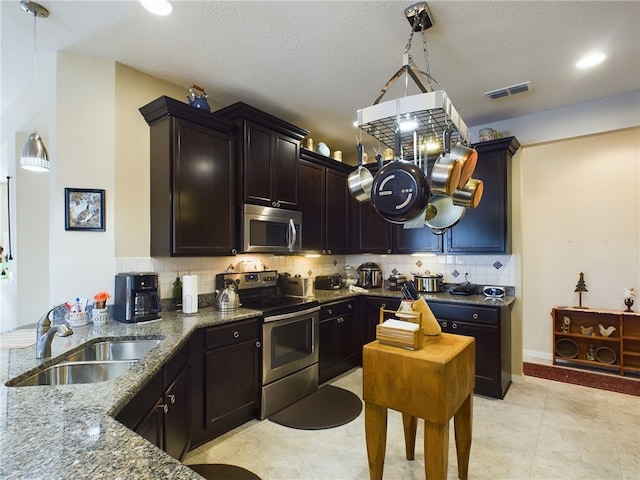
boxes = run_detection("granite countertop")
[0,290,514,479]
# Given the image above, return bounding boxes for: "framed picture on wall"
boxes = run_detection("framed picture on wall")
[64,188,105,231]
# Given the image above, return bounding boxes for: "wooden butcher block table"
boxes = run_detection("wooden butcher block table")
[363,333,475,480]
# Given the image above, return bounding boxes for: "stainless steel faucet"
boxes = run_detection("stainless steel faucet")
[36,304,73,359]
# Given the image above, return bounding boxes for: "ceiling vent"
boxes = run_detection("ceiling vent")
[484,81,531,100]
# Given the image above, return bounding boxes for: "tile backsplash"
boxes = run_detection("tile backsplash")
[116,253,515,300]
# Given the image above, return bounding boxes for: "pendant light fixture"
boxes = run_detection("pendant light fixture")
[355,2,469,157]
[20,0,50,173]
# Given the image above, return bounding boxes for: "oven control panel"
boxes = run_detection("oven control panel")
[215,270,278,291]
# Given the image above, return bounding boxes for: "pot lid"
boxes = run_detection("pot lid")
[413,270,443,278]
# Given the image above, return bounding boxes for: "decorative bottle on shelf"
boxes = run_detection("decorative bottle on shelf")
[173,276,183,310]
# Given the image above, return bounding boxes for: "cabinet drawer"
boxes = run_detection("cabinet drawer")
[205,319,260,350]
[320,300,357,320]
[365,297,401,313]
[428,302,499,325]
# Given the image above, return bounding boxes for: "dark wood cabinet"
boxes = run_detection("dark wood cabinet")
[140,96,237,256]
[115,340,191,460]
[298,150,350,254]
[393,222,443,254]
[319,299,359,383]
[446,137,520,254]
[215,102,308,209]
[196,318,261,444]
[429,301,512,398]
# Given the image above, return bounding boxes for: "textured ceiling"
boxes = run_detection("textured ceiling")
[2,1,639,163]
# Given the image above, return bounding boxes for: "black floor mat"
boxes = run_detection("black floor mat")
[187,463,261,480]
[268,385,363,430]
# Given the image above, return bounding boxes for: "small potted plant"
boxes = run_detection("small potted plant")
[92,291,111,325]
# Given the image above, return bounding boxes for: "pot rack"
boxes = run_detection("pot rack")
[355,2,469,155]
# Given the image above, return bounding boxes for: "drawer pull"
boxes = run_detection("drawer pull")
[168,394,176,404]
[442,321,447,328]
[328,309,333,315]
[348,304,353,310]
[472,313,479,320]
[233,331,240,338]
[159,404,168,414]
[256,341,262,348]
[452,323,458,329]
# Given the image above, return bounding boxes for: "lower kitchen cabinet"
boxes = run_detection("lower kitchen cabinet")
[191,318,261,446]
[319,299,359,383]
[429,302,512,398]
[115,340,191,461]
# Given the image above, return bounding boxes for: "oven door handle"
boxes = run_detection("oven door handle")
[264,306,320,323]
[287,218,297,252]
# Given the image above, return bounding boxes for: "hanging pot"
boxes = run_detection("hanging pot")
[429,154,461,195]
[449,144,478,188]
[347,142,373,202]
[453,178,484,208]
[424,194,465,234]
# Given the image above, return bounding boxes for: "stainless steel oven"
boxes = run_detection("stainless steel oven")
[241,204,302,254]
[261,306,319,419]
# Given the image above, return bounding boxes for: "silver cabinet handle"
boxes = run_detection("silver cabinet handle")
[472,313,479,320]
[442,321,448,328]
[452,322,458,329]
[168,394,176,404]
[348,304,353,310]
[158,404,168,414]
[233,331,239,338]
[256,341,261,348]
[328,309,333,315]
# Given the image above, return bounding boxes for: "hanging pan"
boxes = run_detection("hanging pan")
[429,125,461,195]
[371,124,430,224]
[347,142,373,202]
[424,194,465,234]
[449,143,478,188]
[453,178,484,208]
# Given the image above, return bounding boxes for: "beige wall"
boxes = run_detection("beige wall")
[114,65,187,257]
[520,127,640,358]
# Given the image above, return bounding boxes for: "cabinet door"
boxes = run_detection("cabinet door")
[446,138,517,253]
[319,318,338,384]
[393,223,443,254]
[134,397,164,450]
[204,340,260,434]
[361,297,401,350]
[325,169,349,254]
[273,133,299,208]
[439,320,501,397]
[164,365,191,461]
[298,159,325,252]
[337,313,357,364]
[355,201,393,253]
[244,121,274,206]
[172,119,235,255]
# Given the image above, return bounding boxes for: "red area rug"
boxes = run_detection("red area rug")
[523,362,640,396]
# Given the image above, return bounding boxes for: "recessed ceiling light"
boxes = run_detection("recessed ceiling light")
[140,0,172,16]
[576,52,606,69]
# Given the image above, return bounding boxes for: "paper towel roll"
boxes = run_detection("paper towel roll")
[182,275,198,314]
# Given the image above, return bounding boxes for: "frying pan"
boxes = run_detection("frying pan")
[449,143,478,188]
[347,142,373,202]
[424,194,465,234]
[370,124,430,224]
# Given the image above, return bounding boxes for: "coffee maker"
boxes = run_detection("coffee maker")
[114,272,161,323]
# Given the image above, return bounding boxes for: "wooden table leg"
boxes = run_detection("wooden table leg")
[402,413,417,460]
[365,402,388,480]
[453,394,472,480]
[424,419,449,480]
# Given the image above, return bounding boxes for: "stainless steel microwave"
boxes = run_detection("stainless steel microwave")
[241,204,302,253]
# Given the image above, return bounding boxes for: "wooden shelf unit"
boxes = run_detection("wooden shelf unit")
[551,307,640,376]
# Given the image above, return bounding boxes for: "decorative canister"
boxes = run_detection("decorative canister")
[305,138,314,150]
[333,150,342,161]
[91,308,109,325]
[479,128,499,142]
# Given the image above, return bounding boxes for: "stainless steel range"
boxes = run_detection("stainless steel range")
[214,270,319,419]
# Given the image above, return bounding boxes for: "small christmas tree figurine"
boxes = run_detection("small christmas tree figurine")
[574,272,588,309]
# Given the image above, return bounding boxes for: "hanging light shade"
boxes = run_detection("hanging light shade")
[20,133,50,172]
[20,0,50,173]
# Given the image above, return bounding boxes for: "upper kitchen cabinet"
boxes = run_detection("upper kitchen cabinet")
[446,137,520,254]
[298,149,350,254]
[215,102,308,209]
[140,96,237,256]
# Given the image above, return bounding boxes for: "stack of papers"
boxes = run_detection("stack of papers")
[381,319,420,331]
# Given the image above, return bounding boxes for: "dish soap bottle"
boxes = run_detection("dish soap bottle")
[173,276,183,310]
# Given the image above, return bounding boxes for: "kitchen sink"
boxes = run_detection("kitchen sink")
[63,338,162,362]
[9,360,138,387]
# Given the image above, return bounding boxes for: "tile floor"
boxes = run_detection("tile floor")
[183,368,640,479]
